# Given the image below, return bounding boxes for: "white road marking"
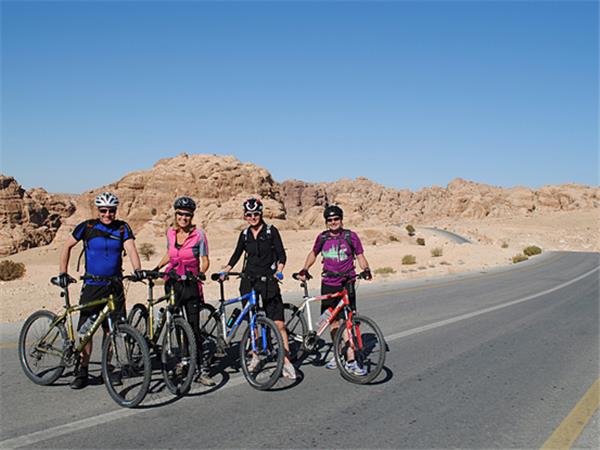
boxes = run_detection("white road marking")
[385,266,599,343]
[2,265,598,449]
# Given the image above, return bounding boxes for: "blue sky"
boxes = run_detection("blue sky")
[2,0,598,193]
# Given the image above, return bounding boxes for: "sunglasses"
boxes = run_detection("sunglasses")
[244,212,261,218]
[176,211,194,218]
[98,208,117,214]
[326,217,341,223]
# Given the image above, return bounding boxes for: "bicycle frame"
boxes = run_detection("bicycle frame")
[41,289,118,356]
[213,274,266,354]
[141,278,178,344]
[295,283,353,337]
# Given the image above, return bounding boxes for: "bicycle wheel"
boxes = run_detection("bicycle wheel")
[333,314,386,384]
[161,317,197,396]
[282,303,307,361]
[127,303,149,339]
[101,323,151,408]
[19,310,67,385]
[240,316,284,390]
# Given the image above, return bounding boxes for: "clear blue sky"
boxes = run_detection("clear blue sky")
[2,0,598,193]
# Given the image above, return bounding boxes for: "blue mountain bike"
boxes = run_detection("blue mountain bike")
[199,272,284,390]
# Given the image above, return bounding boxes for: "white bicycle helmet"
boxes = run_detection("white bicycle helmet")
[95,192,119,208]
[243,197,263,213]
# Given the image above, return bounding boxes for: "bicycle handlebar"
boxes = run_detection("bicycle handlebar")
[210,272,270,283]
[137,270,206,282]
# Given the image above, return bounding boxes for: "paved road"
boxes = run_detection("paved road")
[1,251,598,449]
[421,226,472,244]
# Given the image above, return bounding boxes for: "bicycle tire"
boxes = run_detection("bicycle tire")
[127,303,149,339]
[101,323,151,408]
[18,310,67,385]
[161,317,197,396]
[282,303,308,362]
[333,314,386,384]
[239,316,284,390]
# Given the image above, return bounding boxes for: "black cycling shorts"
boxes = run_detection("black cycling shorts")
[320,282,356,315]
[78,283,125,331]
[240,277,284,322]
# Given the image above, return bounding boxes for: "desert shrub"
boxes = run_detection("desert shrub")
[523,245,542,256]
[389,235,399,242]
[0,260,26,281]
[439,261,451,266]
[512,254,528,264]
[139,243,156,261]
[416,238,425,246]
[151,207,157,216]
[374,267,396,276]
[405,225,416,236]
[501,241,509,249]
[402,254,416,265]
[431,247,443,257]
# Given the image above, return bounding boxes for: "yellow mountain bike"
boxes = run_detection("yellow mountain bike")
[18,274,152,408]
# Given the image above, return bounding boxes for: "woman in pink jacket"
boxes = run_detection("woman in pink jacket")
[155,196,215,386]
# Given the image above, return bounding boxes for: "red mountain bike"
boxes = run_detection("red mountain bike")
[283,271,386,384]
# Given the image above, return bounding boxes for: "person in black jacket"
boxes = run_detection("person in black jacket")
[221,198,296,380]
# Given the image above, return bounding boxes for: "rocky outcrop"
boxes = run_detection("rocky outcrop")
[61,153,288,238]
[280,177,600,225]
[3,154,599,254]
[0,175,76,256]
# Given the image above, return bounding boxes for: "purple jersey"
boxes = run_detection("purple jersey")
[312,230,364,286]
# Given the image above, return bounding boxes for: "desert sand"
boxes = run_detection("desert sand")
[1,208,597,324]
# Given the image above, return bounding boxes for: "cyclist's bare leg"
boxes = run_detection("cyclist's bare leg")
[275,319,292,365]
[331,318,355,362]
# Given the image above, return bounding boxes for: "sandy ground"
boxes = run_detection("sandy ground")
[1,209,597,323]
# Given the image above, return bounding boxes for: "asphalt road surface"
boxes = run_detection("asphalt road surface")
[1,251,598,449]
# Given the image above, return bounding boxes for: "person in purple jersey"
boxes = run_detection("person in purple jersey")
[297,205,372,373]
[58,192,142,389]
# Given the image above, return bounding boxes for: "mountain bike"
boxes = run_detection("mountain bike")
[283,271,386,384]
[198,272,284,390]
[126,270,201,396]
[18,274,152,408]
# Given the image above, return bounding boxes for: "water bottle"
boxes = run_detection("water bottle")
[316,308,333,331]
[227,308,241,328]
[79,314,97,337]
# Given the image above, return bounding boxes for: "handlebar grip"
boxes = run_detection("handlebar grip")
[211,273,223,281]
[292,273,300,280]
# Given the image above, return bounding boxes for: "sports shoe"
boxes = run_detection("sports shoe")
[282,360,297,380]
[345,360,367,376]
[325,357,337,370]
[70,366,89,390]
[247,354,261,373]
[194,370,216,387]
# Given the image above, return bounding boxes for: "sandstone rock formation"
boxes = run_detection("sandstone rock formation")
[282,177,600,226]
[0,175,76,256]
[3,154,599,254]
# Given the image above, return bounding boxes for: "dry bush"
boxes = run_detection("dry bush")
[501,241,509,248]
[0,260,26,281]
[374,267,396,275]
[431,247,443,257]
[402,254,416,265]
[405,225,415,236]
[523,245,542,256]
[139,243,156,261]
[512,254,529,264]
[416,238,425,246]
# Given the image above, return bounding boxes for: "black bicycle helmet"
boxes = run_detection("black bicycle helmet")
[243,197,263,213]
[173,196,196,211]
[324,204,343,220]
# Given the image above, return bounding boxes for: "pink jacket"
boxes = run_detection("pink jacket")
[164,226,208,294]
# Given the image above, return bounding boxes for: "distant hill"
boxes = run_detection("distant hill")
[2,153,598,256]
